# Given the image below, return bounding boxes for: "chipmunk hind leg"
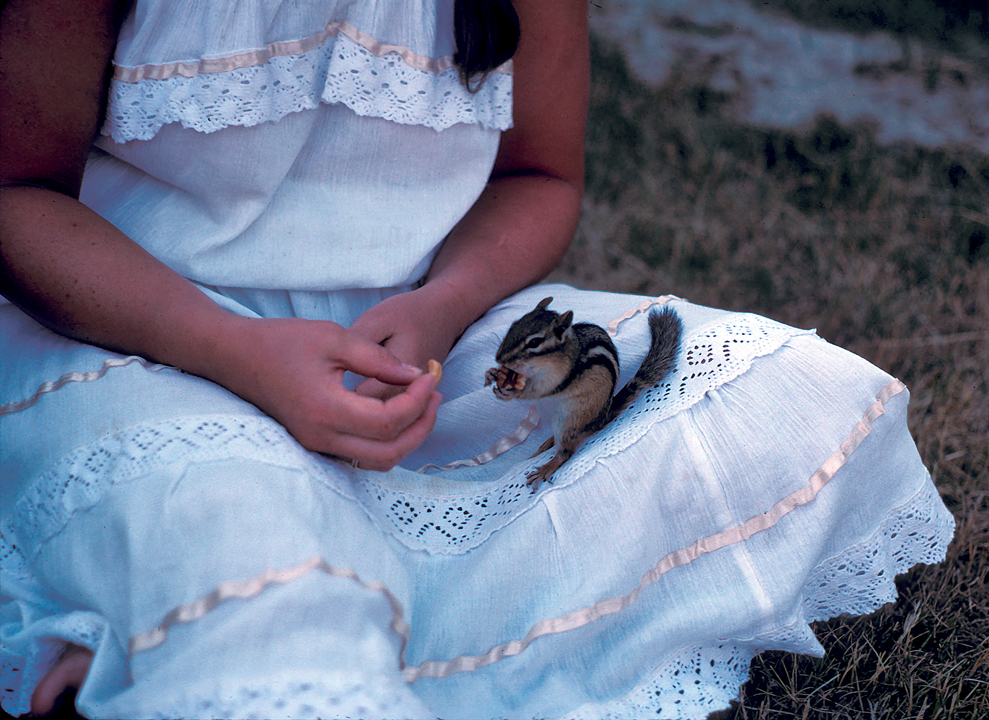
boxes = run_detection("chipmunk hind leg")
[525,425,586,491]
[529,435,556,459]
[526,448,572,491]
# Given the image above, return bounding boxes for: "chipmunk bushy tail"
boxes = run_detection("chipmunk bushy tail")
[609,307,682,420]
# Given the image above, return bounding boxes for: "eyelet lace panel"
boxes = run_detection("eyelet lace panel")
[101,23,513,142]
[0,417,340,584]
[355,310,813,555]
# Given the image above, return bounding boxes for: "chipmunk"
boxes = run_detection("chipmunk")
[485,297,682,491]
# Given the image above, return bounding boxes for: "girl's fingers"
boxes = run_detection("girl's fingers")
[354,360,443,401]
[322,372,440,444]
[353,376,403,400]
[330,390,442,471]
[336,332,423,387]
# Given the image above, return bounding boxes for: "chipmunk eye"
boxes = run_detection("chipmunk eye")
[526,336,543,350]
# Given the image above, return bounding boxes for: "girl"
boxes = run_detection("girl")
[1,1,954,717]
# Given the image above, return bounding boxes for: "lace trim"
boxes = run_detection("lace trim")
[102,26,513,141]
[0,356,168,416]
[801,473,955,622]
[0,416,339,590]
[117,669,432,720]
[0,612,108,718]
[565,642,758,720]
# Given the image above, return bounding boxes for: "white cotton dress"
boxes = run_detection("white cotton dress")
[0,1,955,718]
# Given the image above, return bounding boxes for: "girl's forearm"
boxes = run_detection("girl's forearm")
[0,184,238,378]
[423,171,582,335]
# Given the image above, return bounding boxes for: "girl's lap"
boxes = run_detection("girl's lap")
[0,286,954,718]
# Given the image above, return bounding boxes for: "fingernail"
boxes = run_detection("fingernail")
[402,363,424,375]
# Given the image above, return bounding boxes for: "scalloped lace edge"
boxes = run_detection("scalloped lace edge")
[100,23,513,141]
[562,476,955,720]
[130,669,434,720]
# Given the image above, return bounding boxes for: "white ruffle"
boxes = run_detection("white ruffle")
[101,30,513,143]
[0,609,109,719]
[0,472,953,719]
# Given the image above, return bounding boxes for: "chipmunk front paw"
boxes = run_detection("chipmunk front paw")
[485,365,528,400]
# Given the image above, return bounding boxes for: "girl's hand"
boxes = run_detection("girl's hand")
[214,316,441,470]
[348,284,468,400]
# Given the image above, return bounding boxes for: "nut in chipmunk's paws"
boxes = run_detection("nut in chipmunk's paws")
[484,365,528,399]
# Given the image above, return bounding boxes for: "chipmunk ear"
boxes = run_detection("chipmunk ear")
[554,310,574,338]
[536,297,553,312]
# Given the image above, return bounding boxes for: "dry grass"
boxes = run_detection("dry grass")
[547,32,989,720]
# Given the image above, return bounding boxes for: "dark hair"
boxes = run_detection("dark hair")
[453,0,520,91]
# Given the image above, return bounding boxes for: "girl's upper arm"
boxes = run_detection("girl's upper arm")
[0,0,129,196]
[492,0,589,189]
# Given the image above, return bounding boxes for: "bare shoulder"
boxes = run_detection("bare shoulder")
[1,0,131,194]
[492,0,589,185]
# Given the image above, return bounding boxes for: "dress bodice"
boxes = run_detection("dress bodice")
[80,0,513,290]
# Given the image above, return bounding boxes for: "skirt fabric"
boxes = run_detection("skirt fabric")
[0,284,955,719]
